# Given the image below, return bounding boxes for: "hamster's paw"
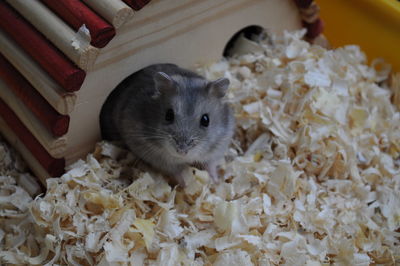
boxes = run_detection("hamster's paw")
[175,175,186,188]
[170,167,190,188]
[204,162,220,184]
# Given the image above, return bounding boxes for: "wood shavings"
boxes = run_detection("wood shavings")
[1,30,400,264]
[71,24,91,50]
[0,136,40,197]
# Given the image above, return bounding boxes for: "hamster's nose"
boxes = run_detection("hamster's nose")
[175,138,194,155]
[176,144,188,155]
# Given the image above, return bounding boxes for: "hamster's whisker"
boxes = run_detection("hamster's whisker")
[132,131,170,137]
[124,128,166,134]
[195,139,213,153]
[133,137,169,143]
[124,131,169,139]
[133,144,155,158]
[140,145,164,164]
[142,126,170,134]
[127,134,167,140]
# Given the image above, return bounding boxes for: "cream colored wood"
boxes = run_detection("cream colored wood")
[0,79,67,159]
[0,32,76,115]
[96,0,300,68]
[64,0,302,163]
[390,73,400,109]
[65,97,104,165]
[6,0,99,70]
[0,117,49,185]
[81,0,133,28]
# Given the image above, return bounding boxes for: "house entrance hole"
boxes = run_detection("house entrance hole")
[223,25,267,57]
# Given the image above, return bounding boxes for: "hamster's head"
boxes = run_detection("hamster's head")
[144,71,235,163]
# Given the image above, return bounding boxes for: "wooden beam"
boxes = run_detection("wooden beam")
[0,117,50,185]
[0,2,86,91]
[6,0,99,70]
[0,31,76,115]
[0,98,65,178]
[81,0,134,28]
[39,0,116,48]
[0,79,67,159]
[0,55,70,137]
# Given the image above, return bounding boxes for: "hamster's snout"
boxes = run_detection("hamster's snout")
[173,137,195,155]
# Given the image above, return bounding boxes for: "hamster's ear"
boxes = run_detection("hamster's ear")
[152,72,174,98]
[207,78,230,98]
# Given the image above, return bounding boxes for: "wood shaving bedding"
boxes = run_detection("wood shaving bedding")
[1,30,400,265]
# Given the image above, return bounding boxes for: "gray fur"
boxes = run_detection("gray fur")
[100,64,235,185]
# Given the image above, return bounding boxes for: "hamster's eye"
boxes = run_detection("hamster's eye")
[165,108,174,123]
[200,114,209,127]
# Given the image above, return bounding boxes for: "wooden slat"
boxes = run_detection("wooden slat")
[0,79,67,159]
[0,117,50,185]
[0,55,70,137]
[81,0,133,28]
[6,0,99,70]
[0,98,65,178]
[39,0,116,48]
[0,31,76,115]
[0,2,86,92]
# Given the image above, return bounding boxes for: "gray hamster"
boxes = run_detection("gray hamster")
[100,64,235,186]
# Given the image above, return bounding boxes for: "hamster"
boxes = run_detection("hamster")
[100,64,235,186]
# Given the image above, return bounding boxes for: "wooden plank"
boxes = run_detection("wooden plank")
[39,0,116,48]
[81,0,133,29]
[0,98,65,178]
[0,117,50,185]
[0,2,86,91]
[0,55,70,137]
[6,0,99,71]
[0,31,76,115]
[95,0,301,68]
[0,79,67,159]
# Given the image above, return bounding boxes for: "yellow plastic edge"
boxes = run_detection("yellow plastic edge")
[315,0,400,72]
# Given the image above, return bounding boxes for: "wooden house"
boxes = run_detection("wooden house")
[0,0,323,183]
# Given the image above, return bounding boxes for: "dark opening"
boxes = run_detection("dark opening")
[223,25,266,57]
